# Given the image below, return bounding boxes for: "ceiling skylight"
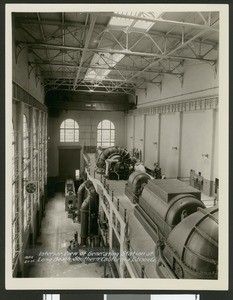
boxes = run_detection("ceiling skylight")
[84,12,164,82]
[108,11,163,32]
[85,52,124,81]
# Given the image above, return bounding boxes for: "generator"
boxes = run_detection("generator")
[134,178,218,279]
[95,146,133,180]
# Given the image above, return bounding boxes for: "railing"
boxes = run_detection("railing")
[85,164,150,278]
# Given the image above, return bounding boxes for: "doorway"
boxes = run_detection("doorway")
[58,147,81,179]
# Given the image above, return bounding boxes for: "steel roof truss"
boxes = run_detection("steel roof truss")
[73,14,96,89]
[107,30,125,50]
[113,26,212,90]
[17,41,216,65]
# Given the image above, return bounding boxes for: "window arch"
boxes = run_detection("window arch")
[60,119,79,142]
[97,120,115,147]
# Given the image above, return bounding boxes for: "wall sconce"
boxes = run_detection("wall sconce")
[202,154,209,159]
[172,146,178,150]
[153,142,158,145]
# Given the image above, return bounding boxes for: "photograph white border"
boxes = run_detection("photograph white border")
[5,3,229,291]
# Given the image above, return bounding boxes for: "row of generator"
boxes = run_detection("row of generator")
[125,171,218,280]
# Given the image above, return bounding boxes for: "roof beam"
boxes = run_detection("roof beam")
[18,41,216,64]
[40,74,160,85]
[29,61,183,76]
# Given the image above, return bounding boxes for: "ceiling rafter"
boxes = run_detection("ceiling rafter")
[15,11,218,94]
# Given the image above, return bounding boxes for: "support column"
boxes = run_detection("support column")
[142,114,146,164]
[157,113,161,164]
[177,111,183,178]
[210,109,216,181]
[132,115,135,150]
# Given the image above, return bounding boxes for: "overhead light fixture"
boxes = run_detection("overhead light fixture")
[89,89,94,92]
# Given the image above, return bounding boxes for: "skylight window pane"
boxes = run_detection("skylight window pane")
[133,20,154,31]
[108,11,159,32]
[109,17,132,27]
[84,52,124,81]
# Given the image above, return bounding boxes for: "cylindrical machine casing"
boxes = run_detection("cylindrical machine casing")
[80,181,99,246]
[128,171,151,193]
[77,182,86,222]
[162,206,218,279]
[138,179,204,238]
[80,196,90,246]
[125,171,150,203]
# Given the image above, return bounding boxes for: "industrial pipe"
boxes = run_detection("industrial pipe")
[77,182,86,223]
[80,183,98,246]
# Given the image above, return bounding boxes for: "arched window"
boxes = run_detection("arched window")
[60,119,79,142]
[12,121,16,260]
[97,120,115,147]
[23,114,30,230]
[33,116,39,205]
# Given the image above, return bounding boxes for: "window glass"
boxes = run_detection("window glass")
[60,119,79,142]
[97,120,115,147]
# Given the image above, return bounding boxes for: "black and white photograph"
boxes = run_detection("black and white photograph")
[5,3,229,290]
